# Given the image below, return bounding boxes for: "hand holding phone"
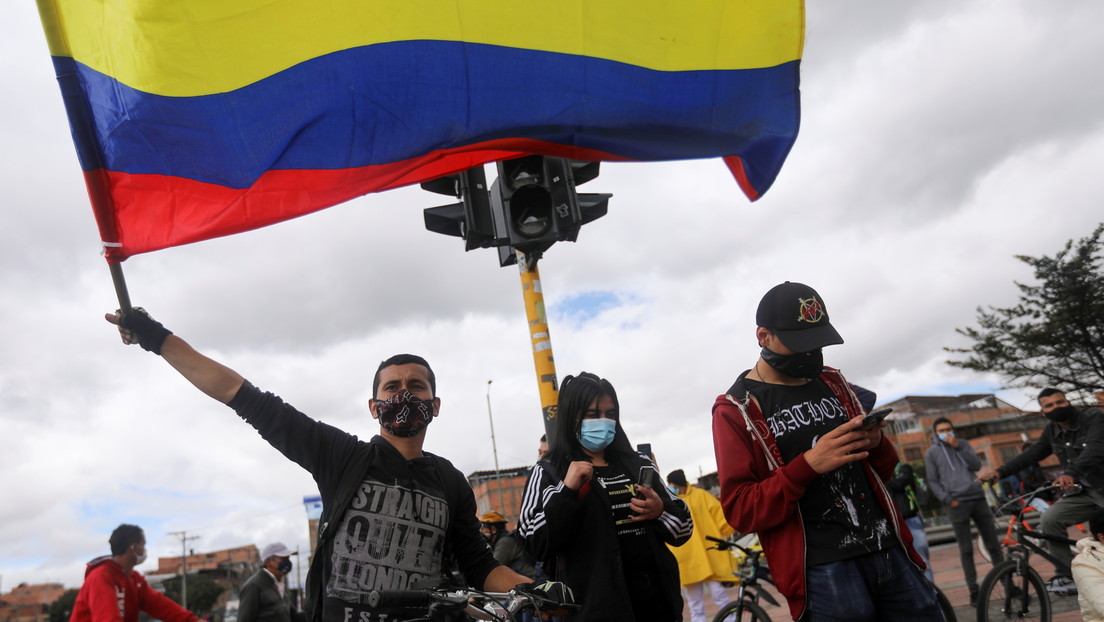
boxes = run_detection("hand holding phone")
[860,407,893,429]
[635,465,651,499]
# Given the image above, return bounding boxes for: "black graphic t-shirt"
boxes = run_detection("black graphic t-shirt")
[592,465,651,569]
[745,378,893,565]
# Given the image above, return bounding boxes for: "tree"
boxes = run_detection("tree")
[947,222,1104,399]
[162,575,226,616]
[49,589,79,622]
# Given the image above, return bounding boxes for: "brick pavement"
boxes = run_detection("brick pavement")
[683,533,1086,621]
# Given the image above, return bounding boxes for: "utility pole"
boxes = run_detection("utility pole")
[167,531,200,610]
[486,380,507,514]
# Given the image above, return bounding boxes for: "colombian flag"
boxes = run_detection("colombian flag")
[37,1,804,262]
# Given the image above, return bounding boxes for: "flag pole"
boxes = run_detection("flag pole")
[108,262,133,312]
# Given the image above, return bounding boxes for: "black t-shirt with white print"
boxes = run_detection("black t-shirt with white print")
[745,377,894,566]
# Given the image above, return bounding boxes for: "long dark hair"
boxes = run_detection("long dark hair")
[546,372,637,478]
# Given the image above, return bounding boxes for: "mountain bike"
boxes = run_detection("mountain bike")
[975,484,1080,622]
[365,581,579,622]
[707,534,779,622]
[977,482,1082,564]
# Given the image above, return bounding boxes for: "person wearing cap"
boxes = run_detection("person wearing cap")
[480,512,537,581]
[71,524,197,622]
[104,310,535,622]
[711,282,940,621]
[663,470,736,622]
[239,543,296,622]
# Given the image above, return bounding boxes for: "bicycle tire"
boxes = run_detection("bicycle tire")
[976,559,1051,622]
[934,585,955,622]
[712,599,771,622]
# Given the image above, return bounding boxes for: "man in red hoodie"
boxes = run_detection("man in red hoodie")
[70,524,197,622]
[711,282,941,621]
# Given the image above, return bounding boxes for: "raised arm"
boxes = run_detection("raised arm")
[105,310,244,404]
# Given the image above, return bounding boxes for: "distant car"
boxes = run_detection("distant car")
[224,599,239,622]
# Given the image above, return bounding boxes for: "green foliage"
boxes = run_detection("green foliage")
[49,589,80,622]
[162,575,226,616]
[947,223,1104,400]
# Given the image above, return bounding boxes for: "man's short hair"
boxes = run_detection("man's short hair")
[372,354,436,396]
[109,524,144,555]
[1090,507,1104,538]
[1038,387,1064,402]
[932,416,953,431]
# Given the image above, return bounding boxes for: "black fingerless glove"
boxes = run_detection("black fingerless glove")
[119,307,173,355]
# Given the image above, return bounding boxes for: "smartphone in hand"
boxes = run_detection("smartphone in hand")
[860,407,893,429]
[635,465,651,499]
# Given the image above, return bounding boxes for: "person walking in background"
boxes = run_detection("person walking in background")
[665,469,736,622]
[70,524,197,622]
[886,462,934,582]
[925,417,1003,604]
[518,372,692,621]
[239,542,295,622]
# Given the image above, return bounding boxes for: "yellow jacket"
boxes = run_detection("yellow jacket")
[666,486,736,585]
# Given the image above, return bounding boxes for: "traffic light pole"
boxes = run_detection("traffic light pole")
[515,250,560,445]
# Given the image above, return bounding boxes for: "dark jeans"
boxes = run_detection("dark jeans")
[802,547,943,622]
[948,496,1003,591]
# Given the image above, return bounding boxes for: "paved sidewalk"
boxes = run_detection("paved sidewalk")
[684,533,1085,621]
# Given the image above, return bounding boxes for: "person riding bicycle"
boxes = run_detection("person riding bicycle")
[518,372,692,622]
[981,387,1104,594]
[106,309,534,622]
[711,282,941,621]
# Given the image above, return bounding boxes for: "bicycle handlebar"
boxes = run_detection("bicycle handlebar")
[366,584,580,620]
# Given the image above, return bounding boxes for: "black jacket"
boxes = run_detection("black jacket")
[998,407,1104,490]
[517,456,692,622]
[239,570,291,622]
[228,382,500,622]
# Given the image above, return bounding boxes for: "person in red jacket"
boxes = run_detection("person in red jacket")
[711,282,941,622]
[70,524,196,622]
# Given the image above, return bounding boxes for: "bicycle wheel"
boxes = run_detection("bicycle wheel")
[976,560,1051,622]
[933,585,955,622]
[712,599,771,622]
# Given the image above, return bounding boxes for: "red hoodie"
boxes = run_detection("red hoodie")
[711,367,923,621]
[70,556,196,622]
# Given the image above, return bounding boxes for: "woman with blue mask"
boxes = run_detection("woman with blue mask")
[517,372,693,622]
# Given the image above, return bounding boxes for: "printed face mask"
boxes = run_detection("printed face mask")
[374,390,435,437]
[1045,405,1077,423]
[277,559,293,574]
[760,347,824,379]
[579,418,617,452]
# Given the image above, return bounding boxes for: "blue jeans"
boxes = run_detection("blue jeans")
[905,515,934,583]
[803,547,943,622]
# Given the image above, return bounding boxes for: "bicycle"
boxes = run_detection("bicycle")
[365,581,579,622]
[977,482,1082,564]
[706,534,779,622]
[975,484,1081,622]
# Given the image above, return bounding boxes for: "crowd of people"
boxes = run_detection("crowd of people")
[82,279,1104,622]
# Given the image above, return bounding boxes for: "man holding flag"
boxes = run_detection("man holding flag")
[104,308,535,622]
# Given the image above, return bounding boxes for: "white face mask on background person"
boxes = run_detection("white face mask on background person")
[134,543,147,565]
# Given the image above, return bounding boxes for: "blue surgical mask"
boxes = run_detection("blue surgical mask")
[579,418,617,452]
[938,431,954,443]
[667,485,680,495]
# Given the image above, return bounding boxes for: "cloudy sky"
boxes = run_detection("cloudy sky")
[3,1,1103,593]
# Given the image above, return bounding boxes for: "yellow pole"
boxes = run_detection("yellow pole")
[515,250,560,442]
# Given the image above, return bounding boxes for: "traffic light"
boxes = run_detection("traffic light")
[421,167,496,251]
[493,156,611,257]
